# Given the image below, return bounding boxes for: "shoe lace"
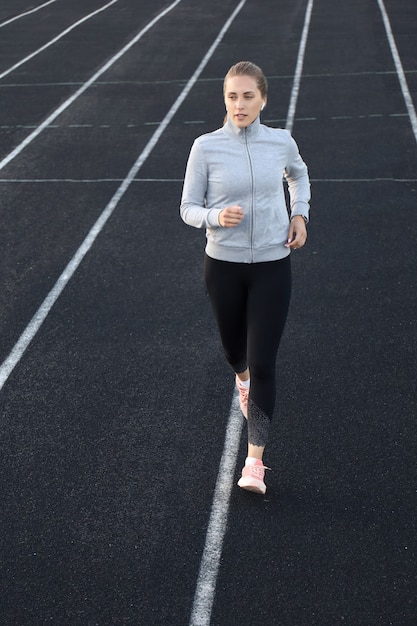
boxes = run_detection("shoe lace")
[249,464,271,478]
[239,387,249,402]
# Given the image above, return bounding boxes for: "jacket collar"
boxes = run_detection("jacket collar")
[223,115,261,141]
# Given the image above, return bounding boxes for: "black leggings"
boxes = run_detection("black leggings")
[204,254,291,426]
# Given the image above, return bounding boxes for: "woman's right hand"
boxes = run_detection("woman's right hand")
[219,205,244,227]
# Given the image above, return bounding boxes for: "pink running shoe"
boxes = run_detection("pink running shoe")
[237,459,268,495]
[235,375,249,418]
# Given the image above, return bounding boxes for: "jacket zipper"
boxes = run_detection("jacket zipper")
[244,128,255,263]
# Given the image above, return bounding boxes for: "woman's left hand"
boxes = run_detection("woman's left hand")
[285,215,307,250]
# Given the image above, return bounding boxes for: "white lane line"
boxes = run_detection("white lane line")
[0,178,182,183]
[1,68,416,89]
[0,0,57,28]
[0,0,245,388]
[285,0,314,132]
[0,0,119,81]
[189,394,244,626]
[190,2,314,624]
[377,0,417,144]
[1,177,417,184]
[0,110,408,130]
[0,0,182,172]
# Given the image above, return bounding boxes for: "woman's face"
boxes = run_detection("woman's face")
[224,74,265,128]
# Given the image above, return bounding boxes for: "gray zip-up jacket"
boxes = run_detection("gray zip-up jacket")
[180,116,310,263]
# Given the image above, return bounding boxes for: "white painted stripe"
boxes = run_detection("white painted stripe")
[1,109,408,130]
[377,0,417,144]
[189,394,244,626]
[190,2,316,622]
[285,0,314,132]
[309,178,417,183]
[0,1,120,80]
[0,0,183,172]
[0,0,57,28]
[1,68,416,90]
[0,178,183,183]
[1,177,417,184]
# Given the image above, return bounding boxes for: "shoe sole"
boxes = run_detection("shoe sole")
[237,477,266,495]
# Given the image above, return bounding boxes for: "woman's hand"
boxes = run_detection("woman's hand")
[219,205,244,227]
[285,215,307,249]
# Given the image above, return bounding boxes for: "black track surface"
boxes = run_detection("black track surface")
[1,1,416,624]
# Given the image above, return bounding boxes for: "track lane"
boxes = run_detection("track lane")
[210,1,417,624]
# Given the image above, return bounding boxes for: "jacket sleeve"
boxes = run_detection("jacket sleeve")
[283,133,311,222]
[180,140,222,229]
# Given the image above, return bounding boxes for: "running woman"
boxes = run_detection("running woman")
[180,61,311,494]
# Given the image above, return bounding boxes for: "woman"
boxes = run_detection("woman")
[180,61,310,495]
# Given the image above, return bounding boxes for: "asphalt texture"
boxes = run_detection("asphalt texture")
[1,1,417,625]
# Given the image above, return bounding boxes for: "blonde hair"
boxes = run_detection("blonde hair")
[223,61,268,99]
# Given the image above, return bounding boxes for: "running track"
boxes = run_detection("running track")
[1,1,416,624]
